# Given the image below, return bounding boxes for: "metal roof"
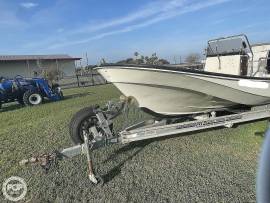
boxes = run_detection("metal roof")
[252,42,270,47]
[0,54,81,61]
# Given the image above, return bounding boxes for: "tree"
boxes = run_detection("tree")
[38,66,62,85]
[116,52,169,65]
[134,52,139,59]
[158,59,170,65]
[185,53,201,64]
[126,58,135,64]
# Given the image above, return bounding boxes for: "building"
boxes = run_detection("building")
[0,54,81,78]
[252,43,270,64]
[251,43,270,74]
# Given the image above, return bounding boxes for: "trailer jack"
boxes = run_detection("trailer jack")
[19,126,111,185]
[83,131,100,184]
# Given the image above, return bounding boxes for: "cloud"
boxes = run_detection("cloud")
[48,0,231,49]
[24,0,231,50]
[0,9,27,28]
[73,0,187,34]
[20,2,38,9]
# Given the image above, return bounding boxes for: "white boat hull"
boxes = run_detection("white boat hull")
[97,66,270,115]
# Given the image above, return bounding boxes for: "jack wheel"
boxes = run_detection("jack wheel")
[90,175,104,187]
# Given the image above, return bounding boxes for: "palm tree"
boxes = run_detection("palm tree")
[134,52,139,60]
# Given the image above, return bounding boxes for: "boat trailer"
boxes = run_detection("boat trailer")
[20,99,270,185]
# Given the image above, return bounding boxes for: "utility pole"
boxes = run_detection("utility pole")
[86,52,94,86]
[173,56,177,64]
[86,52,89,66]
[79,59,82,76]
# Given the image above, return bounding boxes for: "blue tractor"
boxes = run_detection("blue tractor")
[0,76,63,109]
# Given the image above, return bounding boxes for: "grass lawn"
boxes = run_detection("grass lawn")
[0,84,266,202]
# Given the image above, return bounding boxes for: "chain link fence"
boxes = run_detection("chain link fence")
[58,71,108,89]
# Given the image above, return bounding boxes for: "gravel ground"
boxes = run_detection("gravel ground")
[0,85,266,202]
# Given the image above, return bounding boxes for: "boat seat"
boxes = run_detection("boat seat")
[205,55,243,75]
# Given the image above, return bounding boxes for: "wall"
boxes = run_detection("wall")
[0,61,29,78]
[0,60,76,78]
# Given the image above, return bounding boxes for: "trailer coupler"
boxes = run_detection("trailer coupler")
[19,151,60,172]
[19,128,118,185]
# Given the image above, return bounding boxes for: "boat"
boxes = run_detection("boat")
[96,34,270,116]
[21,35,270,184]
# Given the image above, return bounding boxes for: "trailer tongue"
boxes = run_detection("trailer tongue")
[20,99,270,185]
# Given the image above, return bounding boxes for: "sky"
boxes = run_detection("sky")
[0,0,270,64]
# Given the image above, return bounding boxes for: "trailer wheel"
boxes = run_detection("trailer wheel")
[69,107,99,144]
[23,90,43,106]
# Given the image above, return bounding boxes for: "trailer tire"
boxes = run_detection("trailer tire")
[23,90,43,106]
[69,107,98,144]
[69,106,114,144]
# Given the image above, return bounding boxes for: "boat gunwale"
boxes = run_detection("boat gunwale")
[95,64,270,81]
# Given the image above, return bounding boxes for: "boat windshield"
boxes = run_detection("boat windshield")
[207,35,252,57]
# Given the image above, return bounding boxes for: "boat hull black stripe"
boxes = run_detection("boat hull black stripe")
[96,64,270,81]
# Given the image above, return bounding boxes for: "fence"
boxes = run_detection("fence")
[58,72,108,89]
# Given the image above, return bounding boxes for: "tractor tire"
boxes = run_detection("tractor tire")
[23,90,43,106]
[69,107,98,144]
